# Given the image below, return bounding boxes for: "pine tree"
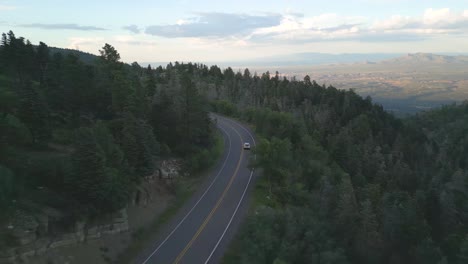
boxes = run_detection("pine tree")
[68,127,128,215]
[99,43,120,64]
[356,199,382,262]
[68,128,108,213]
[98,43,131,114]
[336,174,359,247]
[121,112,159,177]
[145,64,157,98]
[17,81,50,145]
[36,41,49,87]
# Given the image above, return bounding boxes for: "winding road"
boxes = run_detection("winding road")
[135,114,256,264]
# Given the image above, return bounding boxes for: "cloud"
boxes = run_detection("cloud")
[114,35,157,46]
[370,15,418,31]
[145,12,282,38]
[371,8,468,32]
[302,13,367,29]
[123,25,140,34]
[21,23,106,31]
[251,13,367,43]
[249,8,468,45]
[0,5,16,11]
[423,8,456,25]
[284,10,304,18]
[356,32,426,42]
[67,35,157,51]
[320,23,362,32]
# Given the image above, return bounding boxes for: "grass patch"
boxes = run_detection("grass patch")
[115,131,224,264]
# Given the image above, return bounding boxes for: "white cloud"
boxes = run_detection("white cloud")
[114,35,158,46]
[370,15,416,31]
[303,13,366,29]
[372,8,468,32]
[423,8,454,25]
[251,13,366,43]
[0,5,16,11]
[21,23,106,31]
[250,8,468,44]
[176,19,190,25]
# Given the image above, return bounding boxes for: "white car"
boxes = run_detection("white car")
[243,142,251,150]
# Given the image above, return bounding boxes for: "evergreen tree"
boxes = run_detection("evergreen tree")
[17,81,50,144]
[99,43,121,63]
[121,112,159,177]
[356,199,382,262]
[36,41,49,87]
[336,174,359,248]
[145,64,157,98]
[68,128,108,213]
[68,127,127,215]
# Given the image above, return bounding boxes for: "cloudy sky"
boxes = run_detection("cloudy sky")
[1,0,468,63]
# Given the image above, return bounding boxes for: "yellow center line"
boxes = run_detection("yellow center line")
[173,123,244,264]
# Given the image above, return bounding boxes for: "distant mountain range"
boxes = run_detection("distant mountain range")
[143,53,402,68]
[241,52,468,67]
[379,53,468,65]
[43,47,468,69]
[143,52,468,68]
[36,47,468,73]
[245,52,403,66]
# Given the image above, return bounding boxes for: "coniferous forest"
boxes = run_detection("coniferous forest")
[0,31,215,230]
[214,74,468,263]
[1,32,467,263]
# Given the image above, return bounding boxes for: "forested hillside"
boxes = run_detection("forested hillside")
[209,74,468,263]
[0,31,216,247]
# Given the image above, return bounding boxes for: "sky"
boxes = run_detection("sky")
[1,0,468,63]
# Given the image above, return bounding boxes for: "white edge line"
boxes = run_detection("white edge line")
[141,124,232,264]
[204,169,254,264]
[204,116,257,264]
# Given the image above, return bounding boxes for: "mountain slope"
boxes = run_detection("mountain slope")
[380,53,468,65]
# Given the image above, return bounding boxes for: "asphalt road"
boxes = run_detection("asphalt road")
[135,114,256,264]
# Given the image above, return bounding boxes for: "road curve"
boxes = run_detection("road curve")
[135,114,256,264]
